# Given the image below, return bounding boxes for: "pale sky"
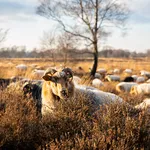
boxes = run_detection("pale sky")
[0,0,150,52]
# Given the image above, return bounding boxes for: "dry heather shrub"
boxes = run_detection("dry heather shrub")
[0,90,41,150]
[0,90,150,150]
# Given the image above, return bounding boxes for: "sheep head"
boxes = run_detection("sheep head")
[130,85,137,95]
[42,67,74,100]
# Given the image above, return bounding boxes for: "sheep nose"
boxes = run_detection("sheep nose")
[61,90,67,96]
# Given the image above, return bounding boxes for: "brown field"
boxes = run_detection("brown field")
[0,57,150,150]
[0,57,150,78]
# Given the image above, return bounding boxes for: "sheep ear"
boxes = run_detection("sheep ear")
[42,75,56,82]
[42,75,51,81]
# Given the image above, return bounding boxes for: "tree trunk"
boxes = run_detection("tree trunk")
[90,42,98,77]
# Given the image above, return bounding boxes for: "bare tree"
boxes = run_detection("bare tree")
[57,32,77,66]
[37,0,129,76]
[40,30,57,65]
[0,28,8,45]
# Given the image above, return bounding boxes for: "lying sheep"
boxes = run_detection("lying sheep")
[140,70,150,79]
[105,75,120,82]
[135,98,150,113]
[0,77,19,90]
[130,83,150,95]
[113,68,120,74]
[124,69,132,75]
[92,79,104,88]
[23,82,42,115]
[136,76,145,83]
[42,67,123,116]
[16,64,27,71]
[116,82,138,93]
[73,76,81,85]
[32,69,45,78]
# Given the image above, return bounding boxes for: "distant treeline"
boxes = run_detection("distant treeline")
[0,47,149,58]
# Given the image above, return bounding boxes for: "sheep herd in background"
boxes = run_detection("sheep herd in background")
[0,63,150,117]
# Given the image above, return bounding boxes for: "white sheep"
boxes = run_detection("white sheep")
[132,75,138,81]
[116,82,138,93]
[92,79,104,88]
[124,69,132,75]
[146,79,150,83]
[105,75,120,82]
[130,83,150,95]
[113,68,120,74]
[97,68,107,74]
[135,98,150,113]
[136,76,145,83]
[16,64,27,71]
[140,70,150,79]
[42,67,123,116]
[94,73,102,79]
[73,76,81,85]
[32,69,45,78]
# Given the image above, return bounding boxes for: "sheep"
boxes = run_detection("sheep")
[42,67,123,116]
[132,75,138,81]
[42,67,75,115]
[130,83,150,95]
[124,69,132,75]
[135,98,150,113]
[0,77,19,90]
[113,68,120,74]
[105,75,120,82]
[31,69,45,78]
[73,76,81,85]
[146,79,150,83]
[116,82,138,93]
[140,70,150,79]
[97,68,107,74]
[136,76,145,83]
[23,82,42,115]
[123,76,135,82]
[94,73,102,79]
[92,79,104,88]
[16,64,27,71]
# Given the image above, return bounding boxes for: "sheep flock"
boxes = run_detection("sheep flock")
[0,59,150,149]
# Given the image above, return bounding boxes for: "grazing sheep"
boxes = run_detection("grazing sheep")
[136,76,145,83]
[23,82,42,115]
[124,69,132,75]
[92,79,104,88]
[116,82,138,93]
[130,83,150,95]
[42,67,123,116]
[105,75,120,82]
[123,76,134,82]
[135,98,150,113]
[16,64,27,71]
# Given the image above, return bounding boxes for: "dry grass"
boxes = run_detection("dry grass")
[0,58,150,149]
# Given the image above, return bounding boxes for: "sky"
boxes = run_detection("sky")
[0,0,150,52]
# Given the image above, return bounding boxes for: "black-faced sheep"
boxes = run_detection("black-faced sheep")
[123,76,134,82]
[42,67,123,116]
